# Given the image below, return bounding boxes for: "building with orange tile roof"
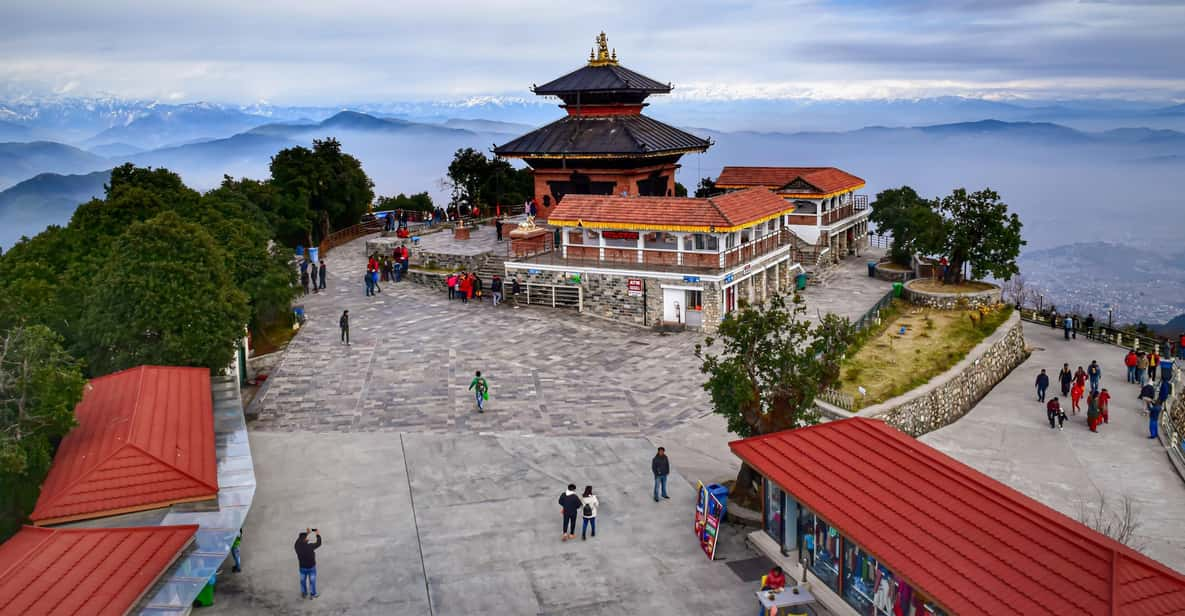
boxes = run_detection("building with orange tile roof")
[505,188,804,331]
[716,166,871,266]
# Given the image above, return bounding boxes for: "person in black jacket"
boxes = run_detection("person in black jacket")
[340,310,350,345]
[558,484,582,541]
[652,447,670,502]
[295,529,322,599]
[1035,369,1049,402]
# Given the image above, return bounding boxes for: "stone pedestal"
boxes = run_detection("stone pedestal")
[454,226,471,241]
[509,228,550,258]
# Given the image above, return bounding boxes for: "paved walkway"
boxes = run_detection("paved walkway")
[922,324,1185,573]
[221,234,894,615]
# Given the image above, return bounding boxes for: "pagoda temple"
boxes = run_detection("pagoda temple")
[495,33,711,219]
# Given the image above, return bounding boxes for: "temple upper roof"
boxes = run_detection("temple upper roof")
[493,114,709,159]
[532,33,671,101]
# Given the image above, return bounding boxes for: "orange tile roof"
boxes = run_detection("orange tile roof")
[31,366,218,525]
[548,187,791,232]
[0,524,197,616]
[730,418,1185,616]
[715,166,865,196]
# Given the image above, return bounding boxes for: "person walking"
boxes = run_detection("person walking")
[1148,400,1163,439]
[580,486,599,540]
[1087,360,1101,392]
[310,261,319,294]
[1071,381,1084,414]
[1099,388,1111,424]
[459,272,473,304]
[1140,381,1156,407]
[1063,314,1073,340]
[1058,364,1073,397]
[446,273,457,300]
[652,447,670,502]
[364,269,374,297]
[1050,309,1059,329]
[559,484,582,541]
[1084,313,1095,337]
[1125,350,1138,383]
[295,528,322,599]
[1073,366,1088,391]
[491,275,503,307]
[1035,369,1050,402]
[399,244,410,282]
[372,267,382,294]
[512,276,522,303]
[339,310,350,345]
[1148,350,1160,384]
[468,370,488,413]
[318,259,327,290]
[300,268,310,295]
[1086,391,1101,433]
[1136,352,1149,385]
[1179,332,1185,359]
[1046,397,1062,429]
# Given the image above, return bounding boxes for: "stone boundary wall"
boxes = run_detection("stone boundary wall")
[903,279,1002,310]
[816,311,1027,436]
[873,263,911,282]
[407,269,449,293]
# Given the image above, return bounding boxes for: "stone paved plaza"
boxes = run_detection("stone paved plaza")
[219,233,1184,616]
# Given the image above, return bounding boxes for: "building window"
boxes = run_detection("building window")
[763,478,784,544]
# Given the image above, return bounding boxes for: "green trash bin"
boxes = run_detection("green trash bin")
[194,574,216,607]
[892,282,904,297]
[795,272,808,290]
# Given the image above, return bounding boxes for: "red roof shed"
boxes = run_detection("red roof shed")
[730,418,1185,616]
[31,366,218,526]
[715,166,865,197]
[547,187,793,233]
[0,524,197,616]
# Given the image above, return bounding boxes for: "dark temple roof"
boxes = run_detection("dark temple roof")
[494,114,710,158]
[534,64,670,96]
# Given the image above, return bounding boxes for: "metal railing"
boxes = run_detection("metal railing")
[852,288,897,333]
[1019,309,1166,353]
[509,230,791,274]
[868,233,892,249]
[319,219,385,256]
[520,283,582,311]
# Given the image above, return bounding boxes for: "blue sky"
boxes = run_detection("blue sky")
[1,0,1182,103]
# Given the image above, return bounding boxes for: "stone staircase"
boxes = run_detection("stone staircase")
[476,253,508,281]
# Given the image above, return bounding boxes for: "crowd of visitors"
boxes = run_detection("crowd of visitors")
[1037,344,1174,438]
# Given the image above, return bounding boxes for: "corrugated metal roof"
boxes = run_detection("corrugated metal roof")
[730,418,1185,616]
[494,114,709,157]
[31,366,218,525]
[534,63,670,95]
[0,524,197,616]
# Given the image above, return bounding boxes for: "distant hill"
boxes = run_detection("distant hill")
[0,170,110,249]
[247,110,475,139]
[1154,314,1185,336]
[0,141,110,191]
[0,119,32,141]
[86,103,272,150]
[442,118,533,134]
[128,133,298,189]
[88,142,145,158]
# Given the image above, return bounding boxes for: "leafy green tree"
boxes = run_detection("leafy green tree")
[695,294,854,501]
[674,182,688,197]
[446,148,533,210]
[868,186,942,266]
[81,211,249,375]
[0,325,85,540]
[933,187,1025,282]
[270,138,374,244]
[376,192,435,213]
[694,177,717,198]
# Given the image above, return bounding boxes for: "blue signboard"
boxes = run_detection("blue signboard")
[723,274,734,283]
[683,275,700,283]
[528,269,541,275]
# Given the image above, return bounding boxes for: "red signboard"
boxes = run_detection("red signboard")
[694,481,725,560]
[627,278,643,296]
[603,230,640,240]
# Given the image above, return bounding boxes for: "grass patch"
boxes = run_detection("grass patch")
[252,316,298,355]
[837,303,1012,409]
[908,279,996,293]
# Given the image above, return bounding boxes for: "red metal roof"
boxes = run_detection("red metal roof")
[547,187,791,232]
[715,166,865,195]
[31,366,218,525]
[730,418,1185,616]
[0,524,197,616]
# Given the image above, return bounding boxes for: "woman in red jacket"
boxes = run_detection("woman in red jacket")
[458,272,473,304]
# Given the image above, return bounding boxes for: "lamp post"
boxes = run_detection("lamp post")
[1106,304,1114,329]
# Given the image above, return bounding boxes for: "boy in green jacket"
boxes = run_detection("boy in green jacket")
[469,371,489,413]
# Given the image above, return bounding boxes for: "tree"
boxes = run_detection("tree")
[868,186,942,266]
[0,325,85,540]
[1002,274,1029,307]
[270,138,374,244]
[694,177,718,198]
[674,182,688,197]
[695,294,854,501]
[446,147,489,208]
[81,211,249,375]
[376,192,435,213]
[934,188,1025,282]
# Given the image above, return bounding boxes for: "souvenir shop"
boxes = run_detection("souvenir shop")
[729,417,1185,616]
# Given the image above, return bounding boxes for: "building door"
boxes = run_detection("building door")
[662,288,683,323]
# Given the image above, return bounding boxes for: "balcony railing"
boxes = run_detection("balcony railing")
[788,194,870,227]
[508,229,791,274]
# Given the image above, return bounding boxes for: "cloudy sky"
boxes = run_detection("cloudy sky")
[2,0,1183,104]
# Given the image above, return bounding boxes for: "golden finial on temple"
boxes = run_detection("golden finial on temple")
[588,32,619,66]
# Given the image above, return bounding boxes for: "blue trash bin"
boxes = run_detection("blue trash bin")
[308,247,319,264]
[295,244,304,257]
[706,483,729,508]
[1160,359,1174,383]
[293,305,305,323]
[795,272,808,290]
[867,261,877,277]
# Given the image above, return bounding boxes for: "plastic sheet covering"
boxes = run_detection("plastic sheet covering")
[139,376,256,614]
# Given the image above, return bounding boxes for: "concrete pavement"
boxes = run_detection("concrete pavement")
[922,323,1185,573]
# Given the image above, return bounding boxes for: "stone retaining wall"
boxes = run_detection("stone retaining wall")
[873,263,911,282]
[407,269,449,292]
[903,279,1002,310]
[816,311,1027,436]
